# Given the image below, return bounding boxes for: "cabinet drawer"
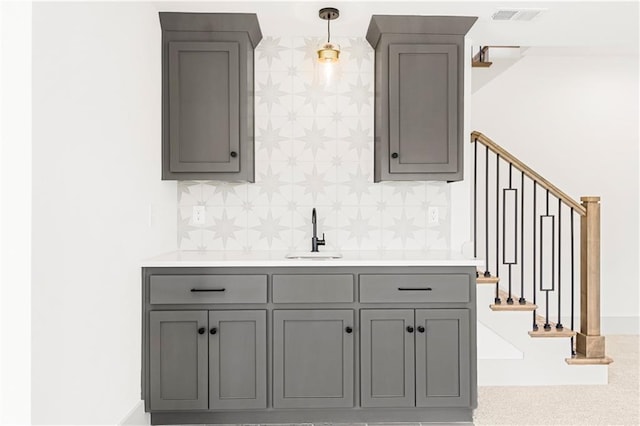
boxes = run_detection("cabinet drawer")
[359,274,469,303]
[273,274,354,303]
[150,275,267,304]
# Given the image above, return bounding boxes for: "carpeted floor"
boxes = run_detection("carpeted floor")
[473,335,639,425]
[131,336,638,426]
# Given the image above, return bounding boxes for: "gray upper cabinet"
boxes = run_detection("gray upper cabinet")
[159,13,262,181]
[149,310,208,411]
[273,309,354,408]
[366,15,477,182]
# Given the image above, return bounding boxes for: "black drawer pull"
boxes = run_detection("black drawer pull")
[417,326,425,333]
[190,288,226,292]
[210,327,217,335]
[198,327,206,335]
[397,287,432,291]
[345,326,353,334]
[406,326,414,333]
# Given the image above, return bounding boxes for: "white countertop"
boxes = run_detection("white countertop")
[142,250,483,268]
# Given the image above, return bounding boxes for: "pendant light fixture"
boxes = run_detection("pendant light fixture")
[317,7,340,63]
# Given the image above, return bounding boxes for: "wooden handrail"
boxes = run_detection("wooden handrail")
[471,131,586,216]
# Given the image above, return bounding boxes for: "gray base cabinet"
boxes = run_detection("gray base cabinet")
[142,266,477,424]
[148,309,266,412]
[366,16,477,182]
[160,13,262,181]
[360,309,470,409]
[273,310,354,408]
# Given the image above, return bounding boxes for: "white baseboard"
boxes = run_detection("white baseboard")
[119,401,149,426]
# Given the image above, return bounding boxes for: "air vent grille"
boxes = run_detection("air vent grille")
[492,10,518,21]
[492,8,545,21]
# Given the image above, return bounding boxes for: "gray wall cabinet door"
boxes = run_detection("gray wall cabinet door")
[168,41,240,174]
[273,309,354,408]
[389,44,458,175]
[149,310,208,411]
[209,310,267,410]
[360,309,415,407]
[415,309,470,407]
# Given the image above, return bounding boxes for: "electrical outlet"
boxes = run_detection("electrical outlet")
[428,206,439,225]
[193,206,206,225]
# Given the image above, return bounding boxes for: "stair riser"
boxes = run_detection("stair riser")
[476,285,607,385]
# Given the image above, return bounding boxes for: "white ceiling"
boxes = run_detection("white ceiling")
[154,1,639,50]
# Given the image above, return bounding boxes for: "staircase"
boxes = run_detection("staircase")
[471,131,612,385]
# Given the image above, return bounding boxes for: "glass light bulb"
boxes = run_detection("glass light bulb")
[320,60,334,87]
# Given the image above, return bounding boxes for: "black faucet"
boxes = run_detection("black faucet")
[311,208,325,252]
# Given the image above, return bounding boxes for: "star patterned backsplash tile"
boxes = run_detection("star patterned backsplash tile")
[177,36,451,252]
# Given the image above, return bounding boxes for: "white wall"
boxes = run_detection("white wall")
[32,3,176,424]
[471,52,639,330]
[1,1,32,424]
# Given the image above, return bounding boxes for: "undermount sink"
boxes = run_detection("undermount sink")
[285,252,343,259]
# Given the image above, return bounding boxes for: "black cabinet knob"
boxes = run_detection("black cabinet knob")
[406,326,414,333]
[210,327,217,335]
[391,152,399,159]
[417,326,425,333]
[198,327,206,335]
[230,151,237,158]
[345,326,353,334]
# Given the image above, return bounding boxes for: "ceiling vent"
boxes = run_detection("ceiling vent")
[492,8,545,21]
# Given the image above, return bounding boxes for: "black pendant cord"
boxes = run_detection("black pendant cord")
[327,18,330,43]
[519,171,526,304]
[319,7,339,43]
[557,198,563,330]
[570,209,576,355]
[495,153,501,304]
[532,181,538,331]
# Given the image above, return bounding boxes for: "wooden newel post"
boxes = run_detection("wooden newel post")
[577,196,605,358]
